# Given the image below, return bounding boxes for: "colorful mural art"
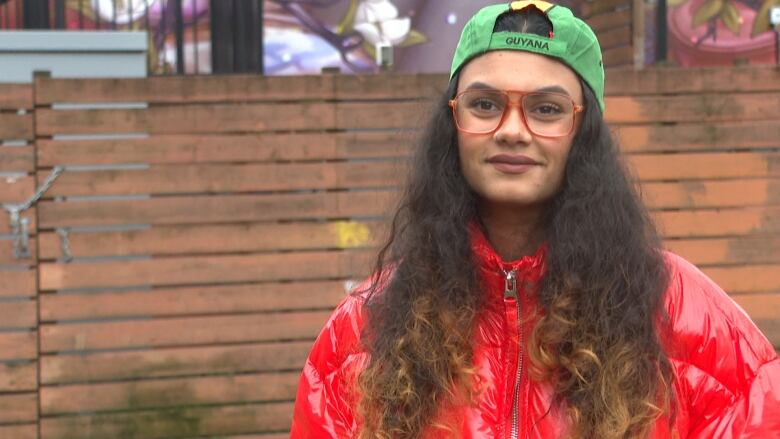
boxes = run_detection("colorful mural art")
[666,0,779,65]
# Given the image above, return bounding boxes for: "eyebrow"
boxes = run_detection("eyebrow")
[464,82,572,96]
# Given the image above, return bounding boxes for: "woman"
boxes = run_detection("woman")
[291,2,780,437]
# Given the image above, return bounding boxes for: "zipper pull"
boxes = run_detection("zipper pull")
[502,268,517,300]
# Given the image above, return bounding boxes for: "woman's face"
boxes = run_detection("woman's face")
[455,50,583,209]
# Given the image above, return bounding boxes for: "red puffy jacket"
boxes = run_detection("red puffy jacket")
[291,228,780,438]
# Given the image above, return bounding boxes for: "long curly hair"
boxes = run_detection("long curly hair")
[355,8,674,439]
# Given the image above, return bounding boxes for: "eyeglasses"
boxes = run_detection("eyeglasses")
[448,89,584,138]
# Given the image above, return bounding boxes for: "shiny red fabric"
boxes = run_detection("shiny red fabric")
[291,229,780,438]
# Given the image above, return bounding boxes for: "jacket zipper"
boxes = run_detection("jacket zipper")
[502,268,523,439]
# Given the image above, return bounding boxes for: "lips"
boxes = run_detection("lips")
[486,154,540,174]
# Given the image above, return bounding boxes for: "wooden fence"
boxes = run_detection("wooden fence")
[0,67,777,438]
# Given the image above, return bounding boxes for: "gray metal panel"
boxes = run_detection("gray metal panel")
[0,31,148,83]
[0,31,147,52]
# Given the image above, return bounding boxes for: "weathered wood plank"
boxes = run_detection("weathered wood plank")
[0,269,36,298]
[602,45,633,67]
[40,402,294,439]
[0,175,35,204]
[38,220,383,259]
[41,372,299,415]
[37,191,398,228]
[0,113,33,140]
[43,161,405,196]
[40,280,349,321]
[616,120,780,152]
[0,331,37,361]
[0,84,33,109]
[0,146,35,173]
[628,152,780,180]
[36,102,337,135]
[0,300,37,329]
[41,311,330,352]
[0,361,37,392]
[665,237,780,266]
[35,74,335,104]
[39,250,372,290]
[655,207,780,238]
[642,179,780,209]
[587,9,631,33]
[0,424,36,439]
[606,66,780,95]
[0,393,37,423]
[605,93,780,124]
[597,25,632,50]
[37,132,413,166]
[733,293,780,347]
[41,341,311,384]
[704,265,780,294]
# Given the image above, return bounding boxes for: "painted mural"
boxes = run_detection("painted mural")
[666,0,779,65]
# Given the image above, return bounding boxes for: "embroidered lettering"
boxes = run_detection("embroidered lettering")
[505,36,550,50]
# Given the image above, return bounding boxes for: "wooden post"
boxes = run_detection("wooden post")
[632,0,646,68]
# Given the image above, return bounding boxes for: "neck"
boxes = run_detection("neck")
[478,201,546,262]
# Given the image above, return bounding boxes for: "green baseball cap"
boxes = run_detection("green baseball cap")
[450,1,605,112]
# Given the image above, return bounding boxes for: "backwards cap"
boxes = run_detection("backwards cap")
[450,1,605,112]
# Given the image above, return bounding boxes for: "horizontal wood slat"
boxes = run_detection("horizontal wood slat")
[665,237,780,266]
[37,132,412,166]
[616,121,780,152]
[587,9,631,33]
[0,176,36,204]
[0,424,36,439]
[0,300,37,329]
[0,332,37,361]
[0,114,33,140]
[41,311,330,352]
[605,93,780,124]
[40,402,293,439]
[37,191,398,228]
[0,270,36,298]
[0,84,33,110]
[0,146,35,173]
[38,220,383,259]
[704,265,780,294]
[34,74,445,105]
[36,102,424,135]
[598,25,632,50]
[43,162,405,197]
[628,152,780,180]
[656,207,780,238]
[605,66,780,95]
[0,209,36,235]
[40,281,349,322]
[40,250,371,290]
[0,238,38,265]
[642,179,780,209]
[39,153,778,198]
[0,362,37,392]
[41,341,311,384]
[0,393,38,423]
[602,45,633,66]
[42,372,299,415]
[733,293,780,347]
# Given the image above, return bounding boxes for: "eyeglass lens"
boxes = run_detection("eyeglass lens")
[454,90,575,136]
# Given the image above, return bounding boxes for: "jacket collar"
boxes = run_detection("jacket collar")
[469,221,547,280]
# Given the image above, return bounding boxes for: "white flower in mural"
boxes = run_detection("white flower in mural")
[353,0,411,46]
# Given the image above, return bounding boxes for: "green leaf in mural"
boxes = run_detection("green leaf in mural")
[336,0,360,35]
[399,30,428,47]
[692,0,724,27]
[719,2,742,35]
[753,0,780,36]
[667,0,690,6]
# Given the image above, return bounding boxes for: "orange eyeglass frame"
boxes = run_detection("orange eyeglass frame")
[448,90,585,138]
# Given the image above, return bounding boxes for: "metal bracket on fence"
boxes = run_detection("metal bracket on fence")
[1,166,64,259]
[56,227,73,263]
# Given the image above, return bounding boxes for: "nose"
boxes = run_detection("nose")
[493,103,533,146]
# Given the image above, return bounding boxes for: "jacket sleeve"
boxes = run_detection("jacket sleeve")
[663,253,780,438]
[290,294,364,438]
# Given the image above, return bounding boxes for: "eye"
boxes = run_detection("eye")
[472,98,500,111]
[531,103,564,115]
